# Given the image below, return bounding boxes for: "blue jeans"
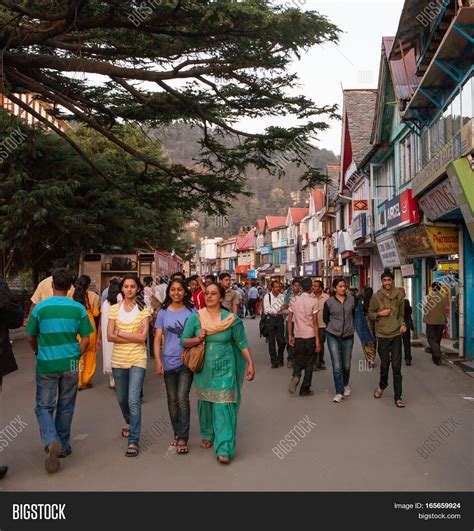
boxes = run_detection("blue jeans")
[112,366,146,445]
[163,365,193,442]
[35,369,79,453]
[327,333,354,395]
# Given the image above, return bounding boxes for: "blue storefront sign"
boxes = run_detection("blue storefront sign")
[247,269,257,279]
[303,262,317,276]
[258,245,273,255]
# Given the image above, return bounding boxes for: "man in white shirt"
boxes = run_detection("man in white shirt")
[263,280,288,368]
[247,283,259,319]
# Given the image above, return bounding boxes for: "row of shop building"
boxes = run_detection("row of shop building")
[194,0,473,360]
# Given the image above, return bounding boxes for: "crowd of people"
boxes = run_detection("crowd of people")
[0,260,450,477]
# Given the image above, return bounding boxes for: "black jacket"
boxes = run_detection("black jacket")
[0,280,24,378]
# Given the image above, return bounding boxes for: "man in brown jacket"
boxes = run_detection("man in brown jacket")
[423,282,449,366]
[369,269,406,408]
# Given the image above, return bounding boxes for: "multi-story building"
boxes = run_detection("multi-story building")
[390,0,474,359]
[286,207,309,279]
[198,237,222,276]
[217,236,238,278]
[235,228,256,282]
[257,216,287,280]
[301,190,324,278]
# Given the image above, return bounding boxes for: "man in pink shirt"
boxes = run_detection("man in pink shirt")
[287,278,320,396]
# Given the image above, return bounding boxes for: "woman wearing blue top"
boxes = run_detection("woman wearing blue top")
[153,279,195,454]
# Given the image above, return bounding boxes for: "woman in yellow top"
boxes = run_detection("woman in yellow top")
[107,274,150,457]
[73,275,100,390]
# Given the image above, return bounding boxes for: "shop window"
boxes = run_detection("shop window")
[461,76,473,127]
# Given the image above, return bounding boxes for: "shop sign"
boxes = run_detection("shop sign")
[398,224,434,257]
[376,236,402,268]
[412,118,473,197]
[247,269,257,279]
[352,213,366,240]
[436,260,459,272]
[426,226,459,255]
[401,264,415,277]
[338,230,354,253]
[418,177,459,220]
[303,262,317,276]
[352,199,368,211]
[385,189,420,229]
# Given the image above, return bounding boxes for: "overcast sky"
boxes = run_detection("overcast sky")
[240,0,405,156]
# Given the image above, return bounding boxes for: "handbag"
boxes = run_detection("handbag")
[181,341,205,373]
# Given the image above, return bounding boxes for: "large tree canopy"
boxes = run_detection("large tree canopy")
[0,0,340,212]
[0,109,190,282]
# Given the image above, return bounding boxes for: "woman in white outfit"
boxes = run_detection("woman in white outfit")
[97,279,122,389]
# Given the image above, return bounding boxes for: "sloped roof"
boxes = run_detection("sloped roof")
[235,228,256,251]
[288,207,309,225]
[266,216,287,230]
[256,219,265,234]
[311,189,324,212]
[342,89,378,167]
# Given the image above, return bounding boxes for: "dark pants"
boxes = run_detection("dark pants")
[315,328,327,367]
[426,324,444,362]
[292,337,316,395]
[377,335,402,401]
[163,366,193,442]
[402,328,412,362]
[248,298,257,317]
[267,315,286,366]
[35,369,79,454]
[285,320,293,360]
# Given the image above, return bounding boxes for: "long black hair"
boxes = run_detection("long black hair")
[161,279,194,310]
[107,279,120,305]
[73,275,91,309]
[363,286,373,314]
[119,273,145,310]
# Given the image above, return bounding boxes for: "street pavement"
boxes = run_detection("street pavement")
[0,319,472,491]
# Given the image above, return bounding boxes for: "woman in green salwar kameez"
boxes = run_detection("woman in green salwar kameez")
[181,283,255,464]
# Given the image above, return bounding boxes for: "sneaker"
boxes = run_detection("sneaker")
[343,386,351,397]
[288,376,300,394]
[45,440,61,474]
[332,394,344,403]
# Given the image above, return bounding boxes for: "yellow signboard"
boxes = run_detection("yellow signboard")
[426,226,459,255]
[437,262,459,272]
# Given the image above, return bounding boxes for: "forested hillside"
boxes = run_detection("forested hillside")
[153,124,339,239]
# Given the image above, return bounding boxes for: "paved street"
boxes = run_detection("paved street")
[0,319,472,492]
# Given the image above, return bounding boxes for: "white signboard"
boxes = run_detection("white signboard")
[418,177,459,220]
[401,264,415,277]
[376,236,402,268]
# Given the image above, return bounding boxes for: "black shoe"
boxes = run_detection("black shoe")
[320,363,326,370]
[0,466,8,479]
[58,449,72,459]
[278,360,284,367]
[271,365,279,369]
[300,390,314,397]
[434,358,442,366]
[405,359,412,366]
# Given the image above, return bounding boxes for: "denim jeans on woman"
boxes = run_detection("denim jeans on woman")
[112,366,146,445]
[35,369,79,454]
[326,333,354,395]
[163,365,193,442]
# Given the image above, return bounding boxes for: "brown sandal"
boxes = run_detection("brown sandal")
[177,440,188,454]
[200,439,212,449]
[217,455,230,464]
[170,436,178,447]
[395,399,406,408]
[373,387,384,399]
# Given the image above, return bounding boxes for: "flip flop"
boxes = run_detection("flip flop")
[121,427,130,438]
[177,441,188,454]
[395,399,406,408]
[200,439,212,449]
[374,387,384,399]
[126,444,139,457]
[217,455,230,464]
[170,436,178,447]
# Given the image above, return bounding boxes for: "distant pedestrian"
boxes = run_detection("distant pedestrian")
[204,275,215,286]
[263,281,287,368]
[247,282,259,318]
[154,279,195,455]
[73,275,100,391]
[181,283,255,464]
[323,277,356,403]
[26,269,93,473]
[0,278,24,480]
[107,274,151,457]
[361,287,377,368]
[100,276,120,306]
[219,273,240,314]
[171,272,186,281]
[312,280,329,371]
[188,275,206,310]
[369,269,406,408]
[423,282,449,366]
[97,279,121,389]
[400,287,414,366]
[287,278,320,397]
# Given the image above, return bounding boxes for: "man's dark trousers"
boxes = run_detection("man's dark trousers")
[377,335,402,401]
[293,337,316,395]
[402,328,412,362]
[426,324,444,362]
[267,315,286,367]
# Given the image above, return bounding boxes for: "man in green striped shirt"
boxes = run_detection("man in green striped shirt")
[26,269,92,474]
